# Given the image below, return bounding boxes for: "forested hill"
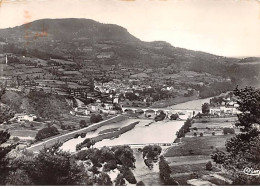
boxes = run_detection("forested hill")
[0,18,259,87]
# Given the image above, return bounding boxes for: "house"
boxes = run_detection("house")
[89,103,102,112]
[103,103,114,110]
[15,114,37,122]
[210,105,240,116]
[210,107,221,116]
[74,107,91,115]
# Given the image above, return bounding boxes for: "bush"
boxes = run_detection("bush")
[35,126,59,141]
[80,133,86,138]
[90,114,102,123]
[206,161,213,171]
[136,181,145,186]
[103,160,117,172]
[223,128,235,135]
[193,127,198,131]
[74,134,80,138]
[193,133,197,137]
[170,114,179,120]
[115,173,125,186]
[200,133,203,137]
[79,120,87,128]
[212,132,215,136]
[13,136,20,142]
[120,167,137,184]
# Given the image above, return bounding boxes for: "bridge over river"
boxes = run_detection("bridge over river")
[121,107,202,118]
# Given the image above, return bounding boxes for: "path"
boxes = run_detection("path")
[27,115,122,152]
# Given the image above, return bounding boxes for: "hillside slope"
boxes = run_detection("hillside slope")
[0,18,259,86]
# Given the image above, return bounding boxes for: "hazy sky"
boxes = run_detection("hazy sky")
[0,0,260,57]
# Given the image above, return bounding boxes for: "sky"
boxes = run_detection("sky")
[0,0,260,57]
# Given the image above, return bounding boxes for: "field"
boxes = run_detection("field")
[185,117,239,137]
[165,135,234,157]
[164,117,237,185]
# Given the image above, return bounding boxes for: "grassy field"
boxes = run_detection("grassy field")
[164,117,237,185]
[165,135,233,157]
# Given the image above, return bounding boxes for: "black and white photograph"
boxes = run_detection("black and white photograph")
[0,0,259,186]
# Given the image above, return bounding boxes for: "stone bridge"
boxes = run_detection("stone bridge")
[121,107,202,118]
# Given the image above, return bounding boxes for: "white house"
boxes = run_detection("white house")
[103,103,114,110]
[15,114,37,122]
[90,103,102,112]
[210,107,221,116]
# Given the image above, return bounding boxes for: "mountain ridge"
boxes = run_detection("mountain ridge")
[0,18,259,87]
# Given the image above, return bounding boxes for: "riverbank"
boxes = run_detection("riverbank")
[27,115,127,152]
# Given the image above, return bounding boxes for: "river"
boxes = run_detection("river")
[167,97,211,110]
[61,97,213,185]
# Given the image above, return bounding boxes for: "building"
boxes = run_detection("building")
[15,114,37,122]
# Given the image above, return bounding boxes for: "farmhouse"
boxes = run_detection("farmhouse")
[15,114,37,122]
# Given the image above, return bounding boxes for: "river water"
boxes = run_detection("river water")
[168,97,211,110]
[61,97,212,185]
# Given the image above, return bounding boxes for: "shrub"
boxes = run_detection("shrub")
[223,128,235,135]
[136,181,145,186]
[193,127,198,131]
[35,126,59,141]
[193,133,197,137]
[212,132,215,136]
[200,133,203,137]
[142,145,162,162]
[120,167,137,184]
[80,133,86,138]
[103,160,117,172]
[79,120,87,128]
[115,173,125,186]
[74,134,80,138]
[13,136,20,142]
[90,114,102,123]
[206,161,213,171]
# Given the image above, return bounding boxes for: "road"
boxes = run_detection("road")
[26,115,123,152]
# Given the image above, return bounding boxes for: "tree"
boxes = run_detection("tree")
[159,156,178,185]
[90,114,102,124]
[210,87,260,185]
[35,126,59,141]
[0,104,14,124]
[79,120,87,128]
[233,86,260,132]
[111,145,136,168]
[0,130,16,185]
[206,161,213,171]
[95,172,112,186]
[119,166,137,184]
[142,145,162,167]
[15,143,89,185]
[170,113,179,120]
[202,103,210,115]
